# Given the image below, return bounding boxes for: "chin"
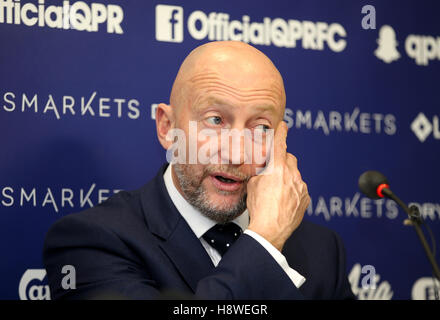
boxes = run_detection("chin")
[210,192,241,206]
[204,179,243,205]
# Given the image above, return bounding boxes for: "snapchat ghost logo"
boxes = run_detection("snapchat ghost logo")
[375,25,401,63]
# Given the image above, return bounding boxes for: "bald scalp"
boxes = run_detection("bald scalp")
[169,41,286,116]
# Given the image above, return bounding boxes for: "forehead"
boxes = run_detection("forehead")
[186,70,284,114]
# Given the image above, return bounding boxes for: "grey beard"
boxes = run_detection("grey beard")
[173,164,247,224]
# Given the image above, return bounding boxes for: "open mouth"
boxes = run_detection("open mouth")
[209,172,244,192]
[215,175,237,183]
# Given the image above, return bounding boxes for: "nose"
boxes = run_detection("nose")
[218,128,251,165]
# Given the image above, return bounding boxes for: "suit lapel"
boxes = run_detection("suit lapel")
[159,218,215,292]
[140,164,215,292]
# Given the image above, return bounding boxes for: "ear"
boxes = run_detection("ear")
[156,103,174,150]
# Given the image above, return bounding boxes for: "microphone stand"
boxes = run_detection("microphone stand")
[382,188,440,281]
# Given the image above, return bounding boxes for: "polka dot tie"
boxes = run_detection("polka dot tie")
[202,223,243,256]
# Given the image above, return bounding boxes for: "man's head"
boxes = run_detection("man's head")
[156,41,286,223]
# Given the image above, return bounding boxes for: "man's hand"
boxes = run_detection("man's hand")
[247,121,310,252]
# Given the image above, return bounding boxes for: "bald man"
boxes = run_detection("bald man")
[43,41,355,300]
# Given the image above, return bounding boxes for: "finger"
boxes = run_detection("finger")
[301,181,309,198]
[286,153,303,183]
[301,184,311,210]
[286,153,298,169]
[268,121,288,169]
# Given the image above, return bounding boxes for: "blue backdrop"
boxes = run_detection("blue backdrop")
[1,0,439,300]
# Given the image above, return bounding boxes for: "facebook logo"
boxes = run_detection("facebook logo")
[155,5,183,42]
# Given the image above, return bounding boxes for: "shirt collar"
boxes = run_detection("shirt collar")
[163,164,249,239]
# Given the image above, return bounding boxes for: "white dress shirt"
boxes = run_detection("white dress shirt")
[163,164,306,288]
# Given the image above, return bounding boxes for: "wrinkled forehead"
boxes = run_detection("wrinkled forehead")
[187,69,285,111]
[190,56,283,103]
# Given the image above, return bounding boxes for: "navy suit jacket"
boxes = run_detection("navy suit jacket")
[43,164,355,300]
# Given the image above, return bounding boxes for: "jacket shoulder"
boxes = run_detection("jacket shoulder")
[294,218,341,242]
[42,186,151,266]
[47,187,144,237]
[42,187,158,299]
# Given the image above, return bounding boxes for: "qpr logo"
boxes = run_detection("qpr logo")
[410,112,440,142]
[18,269,51,300]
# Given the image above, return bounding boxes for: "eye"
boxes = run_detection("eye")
[206,116,223,126]
[255,124,270,132]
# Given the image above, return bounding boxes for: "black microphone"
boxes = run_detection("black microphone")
[358,170,440,281]
[358,170,414,215]
[358,170,391,200]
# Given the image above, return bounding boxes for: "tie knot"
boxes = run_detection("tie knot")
[202,223,243,256]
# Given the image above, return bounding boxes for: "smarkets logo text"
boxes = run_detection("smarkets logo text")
[0,0,124,34]
[155,4,347,52]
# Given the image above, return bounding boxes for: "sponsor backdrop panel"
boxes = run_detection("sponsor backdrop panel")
[1,0,439,300]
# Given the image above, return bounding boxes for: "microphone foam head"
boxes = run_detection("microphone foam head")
[358,170,389,199]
